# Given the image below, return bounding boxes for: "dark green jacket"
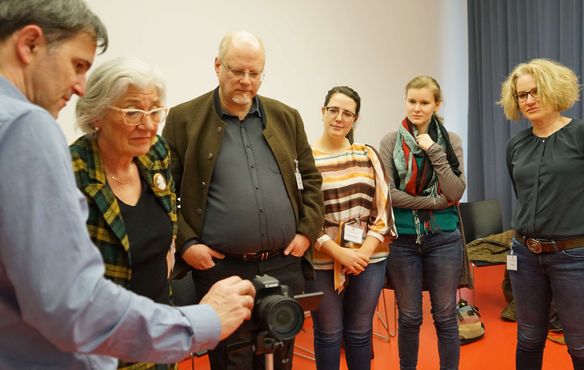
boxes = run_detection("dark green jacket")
[162,89,324,272]
[70,134,177,287]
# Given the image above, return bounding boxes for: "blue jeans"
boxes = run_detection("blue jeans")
[388,230,463,370]
[509,237,584,370]
[305,259,387,370]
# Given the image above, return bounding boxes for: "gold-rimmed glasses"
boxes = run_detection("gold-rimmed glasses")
[221,61,265,82]
[108,106,169,126]
[324,106,357,121]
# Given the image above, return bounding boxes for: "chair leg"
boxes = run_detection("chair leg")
[458,263,477,307]
[373,289,397,341]
[293,312,315,361]
[293,343,315,361]
[471,262,476,306]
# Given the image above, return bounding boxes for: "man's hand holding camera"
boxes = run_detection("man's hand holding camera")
[200,276,256,340]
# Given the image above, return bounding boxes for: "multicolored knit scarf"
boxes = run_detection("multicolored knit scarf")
[393,115,461,242]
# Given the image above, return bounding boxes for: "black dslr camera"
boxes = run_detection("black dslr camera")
[251,275,305,341]
[227,275,322,357]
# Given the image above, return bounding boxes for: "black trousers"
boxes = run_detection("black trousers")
[192,253,305,370]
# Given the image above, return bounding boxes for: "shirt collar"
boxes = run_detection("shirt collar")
[0,77,28,102]
[212,87,262,120]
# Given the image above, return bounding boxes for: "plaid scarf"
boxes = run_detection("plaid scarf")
[393,116,461,242]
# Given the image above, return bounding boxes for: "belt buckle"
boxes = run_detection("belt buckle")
[242,253,256,261]
[242,252,269,261]
[526,238,543,254]
[260,252,269,261]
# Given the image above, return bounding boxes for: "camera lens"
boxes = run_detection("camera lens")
[273,304,294,327]
[256,295,304,341]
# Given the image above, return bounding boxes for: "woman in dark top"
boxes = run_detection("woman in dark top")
[499,58,584,370]
[70,57,177,370]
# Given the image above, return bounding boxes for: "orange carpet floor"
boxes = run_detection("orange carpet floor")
[179,264,571,369]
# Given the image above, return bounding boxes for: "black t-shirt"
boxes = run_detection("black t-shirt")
[118,178,173,303]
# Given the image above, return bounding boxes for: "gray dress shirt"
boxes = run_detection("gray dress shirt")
[201,96,296,254]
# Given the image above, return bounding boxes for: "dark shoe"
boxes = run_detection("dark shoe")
[500,300,516,322]
[502,270,513,303]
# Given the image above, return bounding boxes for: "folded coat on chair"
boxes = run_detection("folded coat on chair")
[465,229,514,266]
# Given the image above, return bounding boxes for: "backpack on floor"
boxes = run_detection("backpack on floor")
[457,299,485,344]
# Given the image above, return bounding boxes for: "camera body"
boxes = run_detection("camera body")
[251,275,304,341]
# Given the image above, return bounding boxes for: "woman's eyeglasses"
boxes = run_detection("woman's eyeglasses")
[324,106,356,121]
[108,106,169,126]
[516,88,539,103]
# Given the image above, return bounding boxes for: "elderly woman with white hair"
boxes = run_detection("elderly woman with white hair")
[70,57,177,370]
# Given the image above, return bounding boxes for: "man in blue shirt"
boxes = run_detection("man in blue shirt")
[0,1,255,369]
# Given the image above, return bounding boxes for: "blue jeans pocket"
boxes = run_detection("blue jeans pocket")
[562,245,584,258]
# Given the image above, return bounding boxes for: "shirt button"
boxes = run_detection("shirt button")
[208,153,213,160]
[195,209,203,215]
[256,186,260,190]
[217,126,223,133]
[201,181,206,187]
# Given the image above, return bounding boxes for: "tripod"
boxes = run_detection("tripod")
[226,330,285,370]
[252,331,284,370]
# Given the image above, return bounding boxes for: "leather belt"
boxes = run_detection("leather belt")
[515,232,584,254]
[222,249,283,262]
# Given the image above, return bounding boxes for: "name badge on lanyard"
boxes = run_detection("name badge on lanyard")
[344,223,364,244]
[507,248,517,271]
[294,159,304,190]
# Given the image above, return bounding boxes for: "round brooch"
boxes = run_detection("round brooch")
[153,173,167,191]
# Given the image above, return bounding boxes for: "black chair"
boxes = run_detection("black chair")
[459,199,503,244]
[170,270,197,306]
[458,199,504,304]
[170,271,201,368]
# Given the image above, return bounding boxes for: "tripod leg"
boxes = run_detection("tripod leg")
[265,353,274,370]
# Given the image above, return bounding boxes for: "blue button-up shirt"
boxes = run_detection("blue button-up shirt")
[0,77,220,369]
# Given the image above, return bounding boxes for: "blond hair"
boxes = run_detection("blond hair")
[499,58,580,121]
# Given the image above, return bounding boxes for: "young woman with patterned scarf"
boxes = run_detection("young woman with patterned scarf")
[379,76,466,370]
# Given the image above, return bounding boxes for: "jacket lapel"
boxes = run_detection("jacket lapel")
[82,139,131,252]
[137,136,174,225]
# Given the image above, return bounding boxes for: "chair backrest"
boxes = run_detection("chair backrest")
[459,199,504,242]
[170,270,197,306]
